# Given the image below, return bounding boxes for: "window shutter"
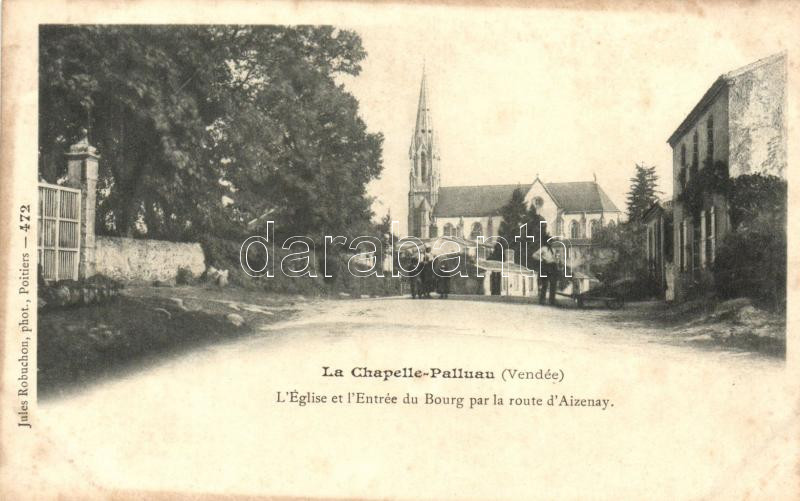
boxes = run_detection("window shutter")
[700,210,706,269]
[681,220,689,272]
[709,206,716,263]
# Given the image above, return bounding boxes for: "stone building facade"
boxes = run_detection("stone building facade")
[666,52,787,300]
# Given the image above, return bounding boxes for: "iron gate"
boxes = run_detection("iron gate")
[38,182,81,281]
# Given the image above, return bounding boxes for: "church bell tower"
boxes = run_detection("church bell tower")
[408,66,441,238]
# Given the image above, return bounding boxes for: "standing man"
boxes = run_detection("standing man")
[421,245,434,298]
[538,244,557,305]
[550,247,566,306]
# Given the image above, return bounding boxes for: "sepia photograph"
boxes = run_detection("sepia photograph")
[1,1,798,499]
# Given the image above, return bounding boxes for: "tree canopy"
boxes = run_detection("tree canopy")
[593,162,661,283]
[625,163,661,222]
[493,187,549,264]
[39,25,384,242]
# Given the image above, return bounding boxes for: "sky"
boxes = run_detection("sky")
[335,5,791,235]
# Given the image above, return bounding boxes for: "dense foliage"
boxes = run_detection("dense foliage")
[492,188,549,265]
[589,163,661,288]
[589,219,645,280]
[713,174,786,307]
[677,159,730,218]
[726,173,787,231]
[39,25,384,243]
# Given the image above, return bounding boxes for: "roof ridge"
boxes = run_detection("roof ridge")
[440,182,526,189]
[545,181,598,185]
[724,51,786,80]
[668,52,786,145]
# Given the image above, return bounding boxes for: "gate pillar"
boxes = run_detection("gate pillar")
[66,129,99,279]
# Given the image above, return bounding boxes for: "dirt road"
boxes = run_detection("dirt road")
[31,297,795,499]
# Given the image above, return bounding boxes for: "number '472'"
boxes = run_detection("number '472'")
[19,204,31,232]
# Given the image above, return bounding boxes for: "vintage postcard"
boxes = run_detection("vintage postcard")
[1,0,799,499]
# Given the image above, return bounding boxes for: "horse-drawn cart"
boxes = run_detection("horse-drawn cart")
[557,278,626,310]
[572,290,624,309]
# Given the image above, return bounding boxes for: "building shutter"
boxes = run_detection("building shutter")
[700,210,706,269]
[709,206,716,264]
[681,220,689,272]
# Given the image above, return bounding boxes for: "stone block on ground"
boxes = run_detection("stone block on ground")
[226,313,245,327]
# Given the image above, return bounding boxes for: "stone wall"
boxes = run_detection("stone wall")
[728,54,787,178]
[94,236,206,282]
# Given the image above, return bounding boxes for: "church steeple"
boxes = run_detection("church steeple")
[408,64,440,238]
[409,64,438,158]
[415,67,432,138]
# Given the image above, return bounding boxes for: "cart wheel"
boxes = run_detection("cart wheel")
[606,297,623,310]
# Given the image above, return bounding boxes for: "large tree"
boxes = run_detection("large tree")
[592,163,661,283]
[493,187,549,264]
[39,25,383,242]
[625,163,661,222]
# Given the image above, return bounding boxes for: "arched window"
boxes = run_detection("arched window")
[420,152,427,180]
[570,220,579,239]
[470,222,483,240]
[590,220,600,238]
[443,223,454,237]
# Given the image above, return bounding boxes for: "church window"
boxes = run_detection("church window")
[589,220,600,238]
[443,223,454,237]
[420,152,427,180]
[470,222,483,240]
[570,220,579,239]
[533,197,544,211]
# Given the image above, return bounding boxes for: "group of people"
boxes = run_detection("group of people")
[408,246,450,299]
[404,244,565,304]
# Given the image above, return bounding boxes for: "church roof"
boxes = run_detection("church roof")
[544,182,620,213]
[433,184,522,217]
[432,181,619,217]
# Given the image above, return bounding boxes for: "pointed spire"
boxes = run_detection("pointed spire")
[414,63,432,138]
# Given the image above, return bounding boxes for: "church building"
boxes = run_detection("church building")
[407,69,621,269]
